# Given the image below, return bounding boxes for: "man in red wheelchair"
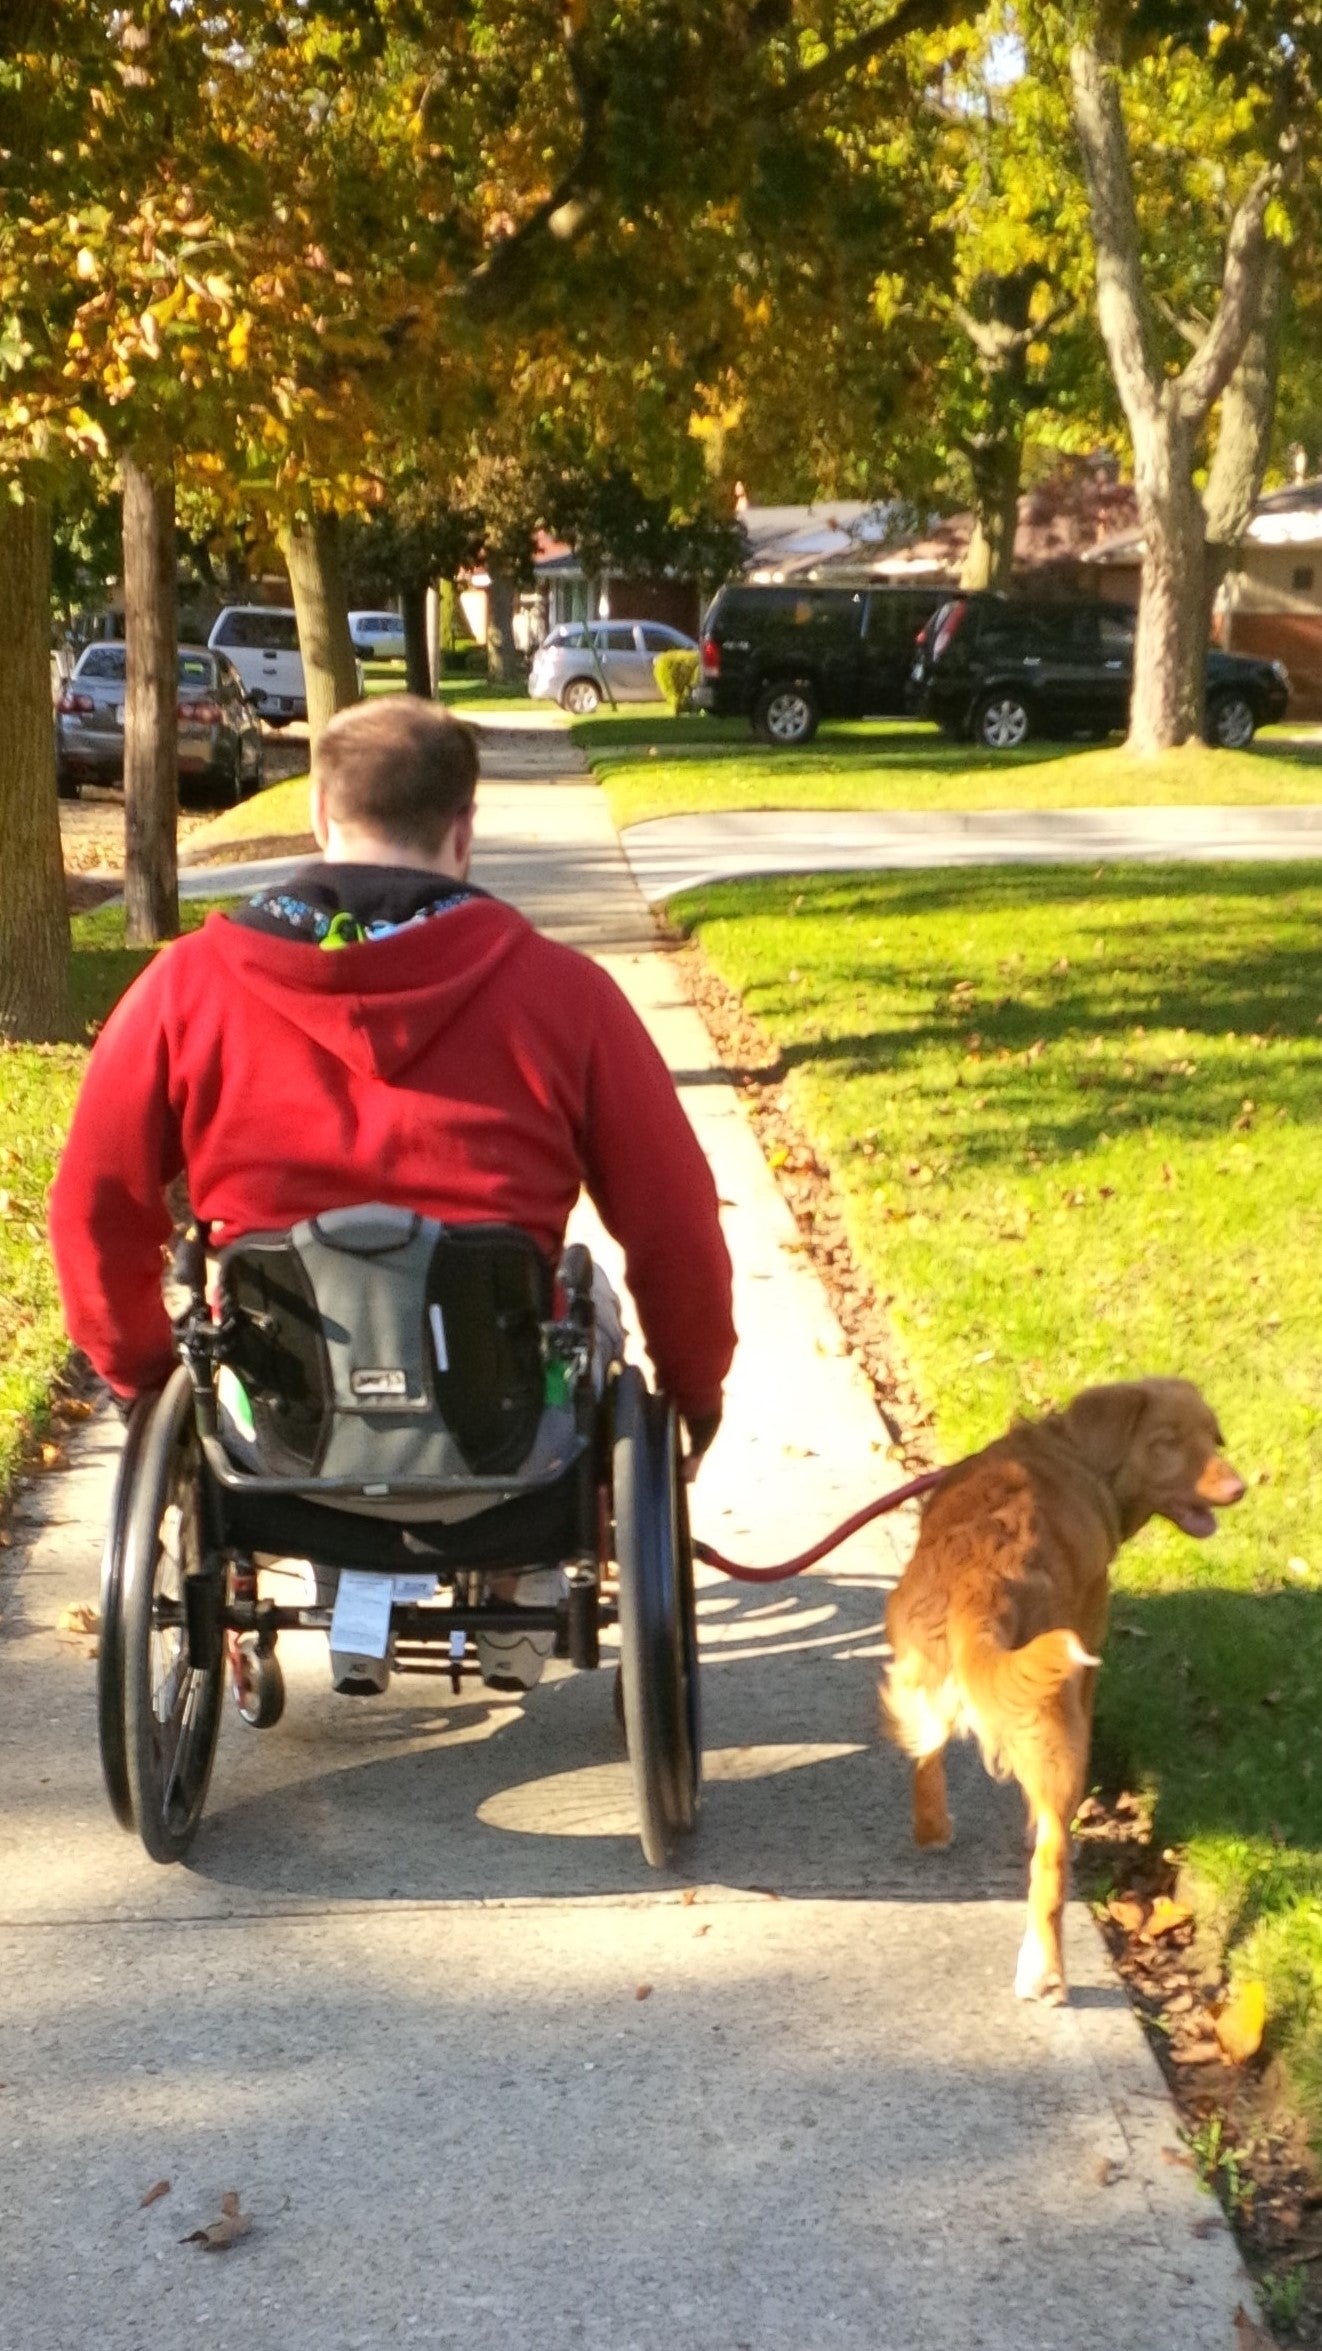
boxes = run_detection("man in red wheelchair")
[50,695,736,1691]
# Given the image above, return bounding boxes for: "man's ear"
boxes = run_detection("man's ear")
[451,800,475,876]
[310,774,329,850]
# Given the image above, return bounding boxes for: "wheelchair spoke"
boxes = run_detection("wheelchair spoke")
[160,1669,202,1820]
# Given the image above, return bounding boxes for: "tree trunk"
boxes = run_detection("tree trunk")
[1069,24,1283,754]
[121,454,179,947]
[1203,249,1283,639]
[0,495,72,1041]
[280,512,358,750]
[960,432,1024,591]
[485,572,520,686]
[1128,417,1208,754]
[402,580,431,697]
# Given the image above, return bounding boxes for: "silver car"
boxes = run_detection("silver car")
[56,642,266,803]
[527,620,698,714]
[349,609,407,660]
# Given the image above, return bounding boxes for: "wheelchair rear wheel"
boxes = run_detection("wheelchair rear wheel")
[120,1369,224,1862]
[97,1394,155,1830]
[613,1367,701,1867]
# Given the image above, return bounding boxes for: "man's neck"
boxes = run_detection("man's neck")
[321,833,463,880]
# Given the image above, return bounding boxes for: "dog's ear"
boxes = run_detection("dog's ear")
[1060,1384,1149,1479]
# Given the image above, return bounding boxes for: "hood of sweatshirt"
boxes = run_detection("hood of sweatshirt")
[202,896,531,1081]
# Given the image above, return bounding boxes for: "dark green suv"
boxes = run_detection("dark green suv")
[693,582,946,745]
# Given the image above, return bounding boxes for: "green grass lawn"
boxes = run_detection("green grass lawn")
[674,861,1322,2142]
[183,771,314,863]
[0,903,220,1497]
[575,710,1322,829]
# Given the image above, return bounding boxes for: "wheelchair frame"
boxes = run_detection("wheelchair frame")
[97,1234,700,1871]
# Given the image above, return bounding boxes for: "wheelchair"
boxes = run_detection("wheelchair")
[96,1205,700,1871]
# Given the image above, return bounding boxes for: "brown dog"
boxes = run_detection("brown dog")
[882,1379,1244,2005]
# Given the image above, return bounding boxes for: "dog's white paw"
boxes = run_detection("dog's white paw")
[1014,1930,1067,2006]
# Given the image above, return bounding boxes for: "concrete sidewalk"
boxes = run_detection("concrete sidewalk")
[621,798,1322,900]
[1,722,1253,2348]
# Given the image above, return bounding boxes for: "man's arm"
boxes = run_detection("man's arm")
[578,968,735,1436]
[48,957,185,1397]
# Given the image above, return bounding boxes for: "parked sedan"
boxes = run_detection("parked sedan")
[55,643,266,802]
[348,609,407,660]
[528,620,699,713]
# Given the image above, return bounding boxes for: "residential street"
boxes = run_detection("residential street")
[0,720,1255,2350]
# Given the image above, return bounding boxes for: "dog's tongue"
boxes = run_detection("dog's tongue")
[1166,1501,1218,1539]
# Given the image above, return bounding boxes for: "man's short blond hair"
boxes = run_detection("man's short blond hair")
[314,697,479,856]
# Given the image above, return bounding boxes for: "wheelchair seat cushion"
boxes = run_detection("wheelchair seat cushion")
[217,1206,557,1483]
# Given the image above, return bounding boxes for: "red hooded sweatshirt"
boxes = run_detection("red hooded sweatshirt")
[48,890,735,1419]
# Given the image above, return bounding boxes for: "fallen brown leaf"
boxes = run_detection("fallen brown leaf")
[183,2189,251,2252]
[1234,2304,1276,2350]
[1160,2147,1194,2170]
[1094,2157,1124,2187]
[1178,2040,1224,2067]
[635,1984,653,2002]
[56,1603,100,1638]
[1213,1980,1267,2066]
[1192,2215,1226,2239]
[1106,1896,1146,1936]
[1142,1896,1193,1940]
[139,2179,170,2209]
[679,1887,697,1907]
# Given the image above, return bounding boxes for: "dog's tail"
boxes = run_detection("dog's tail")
[950,1621,1098,1779]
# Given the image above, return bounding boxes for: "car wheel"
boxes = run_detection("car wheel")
[56,769,82,800]
[975,691,1032,751]
[241,742,266,799]
[1207,692,1256,750]
[753,682,819,747]
[561,677,601,715]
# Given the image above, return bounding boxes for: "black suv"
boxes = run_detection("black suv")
[693,582,946,745]
[909,593,1290,750]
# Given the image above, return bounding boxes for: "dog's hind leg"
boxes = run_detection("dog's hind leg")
[883,1658,955,1848]
[912,1749,953,1849]
[1011,1698,1089,2005]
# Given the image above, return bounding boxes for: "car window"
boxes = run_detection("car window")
[1098,610,1135,657]
[864,592,940,650]
[640,624,684,651]
[592,624,637,654]
[214,609,300,651]
[970,603,1024,659]
[178,653,213,688]
[78,645,127,680]
[1024,606,1078,656]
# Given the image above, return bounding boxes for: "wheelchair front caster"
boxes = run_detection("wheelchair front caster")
[232,1638,285,1729]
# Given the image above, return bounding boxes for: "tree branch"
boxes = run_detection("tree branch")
[1068,26,1161,431]
[770,0,965,111]
[1175,156,1287,423]
[1153,292,1209,351]
[463,14,608,312]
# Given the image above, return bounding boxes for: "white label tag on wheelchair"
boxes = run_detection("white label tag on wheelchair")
[391,1574,438,1603]
[329,1571,395,1659]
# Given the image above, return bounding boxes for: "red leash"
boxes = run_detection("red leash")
[692,1466,945,1584]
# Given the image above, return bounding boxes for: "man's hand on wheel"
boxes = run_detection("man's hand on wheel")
[682,1407,721,1483]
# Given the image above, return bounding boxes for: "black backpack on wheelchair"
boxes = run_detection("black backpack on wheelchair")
[97,1204,700,1871]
